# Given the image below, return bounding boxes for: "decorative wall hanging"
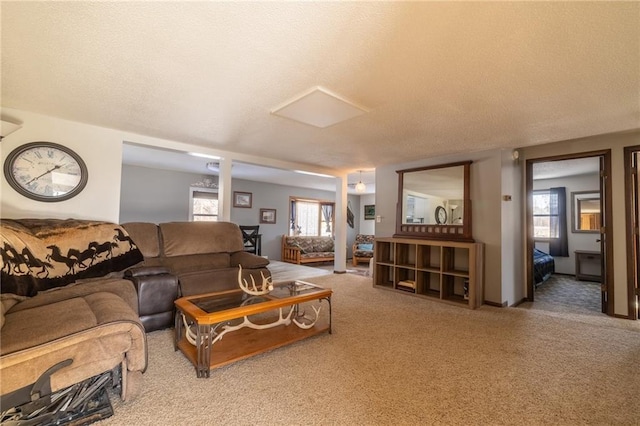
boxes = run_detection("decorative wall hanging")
[191,176,218,188]
[260,208,276,224]
[233,191,252,208]
[364,204,375,220]
[347,201,354,228]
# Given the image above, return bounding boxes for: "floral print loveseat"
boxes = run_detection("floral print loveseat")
[281,235,334,265]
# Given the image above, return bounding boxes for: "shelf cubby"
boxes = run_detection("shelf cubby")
[395,243,416,268]
[442,275,468,304]
[376,241,394,265]
[417,245,441,271]
[416,271,441,299]
[373,237,483,309]
[375,264,395,288]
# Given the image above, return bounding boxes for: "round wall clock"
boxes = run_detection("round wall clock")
[3,141,88,202]
[435,206,447,225]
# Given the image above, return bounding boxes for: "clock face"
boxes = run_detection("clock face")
[4,142,88,202]
[435,206,447,225]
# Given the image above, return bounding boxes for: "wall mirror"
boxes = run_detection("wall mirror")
[571,190,601,233]
[395,161,472,241]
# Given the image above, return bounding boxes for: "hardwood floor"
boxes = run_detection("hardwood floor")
[268,260,370,282]
[267,260,332,282]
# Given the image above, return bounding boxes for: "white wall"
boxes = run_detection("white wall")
[120,164,219,223]
[522,130,639,317]
[1,109,124,221]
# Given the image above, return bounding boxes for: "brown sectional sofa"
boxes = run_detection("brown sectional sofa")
[0,219,269,420]
[122,221,271,296]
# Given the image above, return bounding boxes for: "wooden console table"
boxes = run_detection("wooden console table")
[373,237,484,309]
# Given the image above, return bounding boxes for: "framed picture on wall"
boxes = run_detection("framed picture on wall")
[364,204,375,220]
[233,191,252,208]
[260,208,277,224]
[260,209,276,223]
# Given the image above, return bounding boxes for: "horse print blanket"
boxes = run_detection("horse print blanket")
[1,219,143,297]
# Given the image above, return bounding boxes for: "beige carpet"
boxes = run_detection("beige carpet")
[100,274,640,425]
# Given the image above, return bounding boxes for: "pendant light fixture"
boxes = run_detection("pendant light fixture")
[355,170,366,193]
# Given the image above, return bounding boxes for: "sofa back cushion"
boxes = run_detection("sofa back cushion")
[284,236,314,254]
[0,219,143,297]
[312,237,334,252]
[159,222,244,257]
[161,253,231,275]
[284,236,335,253]
[121,222,161,258]
[355,234,375,245]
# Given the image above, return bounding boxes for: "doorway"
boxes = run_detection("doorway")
[624,146,640,320]
[526,150,613,316]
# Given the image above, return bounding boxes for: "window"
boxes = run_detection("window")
[289,197,334,236]
[190,188,219,221]
[533,190,558,238]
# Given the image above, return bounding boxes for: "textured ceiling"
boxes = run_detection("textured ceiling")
[2,2,639,175]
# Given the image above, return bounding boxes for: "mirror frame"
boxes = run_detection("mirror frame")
[571,190,601,233]
[395,160,473,241]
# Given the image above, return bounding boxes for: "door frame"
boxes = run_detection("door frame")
[624,145,639,320]
[525,150,614,316]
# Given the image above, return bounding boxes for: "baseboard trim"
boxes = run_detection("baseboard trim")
[483,300,508,308]
[510,298,528,307]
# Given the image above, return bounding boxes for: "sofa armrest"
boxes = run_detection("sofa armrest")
[282,246,302,264]
[124,266,171,278]
[230,251,270,269]
[123,268,178,332]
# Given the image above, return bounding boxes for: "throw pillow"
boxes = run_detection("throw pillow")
[358,243,374,251]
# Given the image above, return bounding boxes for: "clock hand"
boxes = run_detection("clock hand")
[25,164,62,185]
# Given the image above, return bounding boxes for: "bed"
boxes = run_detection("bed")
[533,248,555,287]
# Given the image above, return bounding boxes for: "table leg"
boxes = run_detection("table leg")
[174,310,182,351]
[324,296,332,334]
[196,323,213,378]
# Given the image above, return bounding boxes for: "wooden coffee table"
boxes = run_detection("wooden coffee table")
[174,280,332,378]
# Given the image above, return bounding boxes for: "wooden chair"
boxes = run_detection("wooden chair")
[240,225,261,255]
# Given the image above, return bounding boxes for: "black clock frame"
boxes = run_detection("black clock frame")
[435,206,447,225]
[3,141,88,202]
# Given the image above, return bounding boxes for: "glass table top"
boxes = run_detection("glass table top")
[190,280,325,314]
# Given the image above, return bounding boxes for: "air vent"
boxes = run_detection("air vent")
[271,86,368,128]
